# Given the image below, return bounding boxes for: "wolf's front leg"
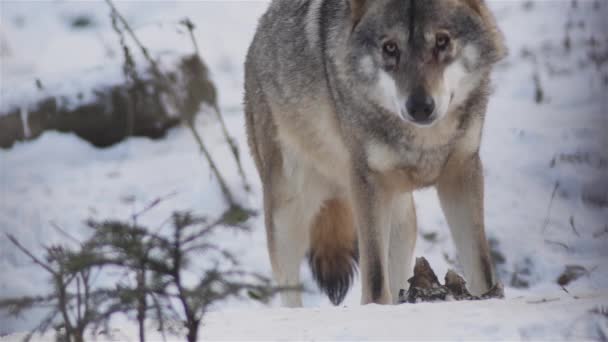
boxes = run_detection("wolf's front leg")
[351,167,394,304]
[437,153,495,295]
[388,192,417,303]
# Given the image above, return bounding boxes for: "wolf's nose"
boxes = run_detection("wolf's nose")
[406,91,435,123]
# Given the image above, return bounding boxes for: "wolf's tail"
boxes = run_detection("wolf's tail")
[308,198,359,305]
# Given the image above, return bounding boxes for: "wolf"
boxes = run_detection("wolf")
[244,0,506,306]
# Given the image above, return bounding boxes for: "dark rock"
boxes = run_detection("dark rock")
[421,231,438,242]
[70,15,95,29]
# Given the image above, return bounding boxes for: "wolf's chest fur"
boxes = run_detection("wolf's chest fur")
[278,100,462,194]
[358,106,465,190]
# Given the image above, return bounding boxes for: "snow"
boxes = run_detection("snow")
[1,0,607,340]
[0,1,262,114]
[176,292,608,340]
[3,291,608,341]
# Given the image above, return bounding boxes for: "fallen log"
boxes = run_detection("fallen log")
[0,54,213,149]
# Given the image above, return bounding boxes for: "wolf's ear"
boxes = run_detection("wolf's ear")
[348,0,368,25]
[462,0,508,63]
[460,0,484,16]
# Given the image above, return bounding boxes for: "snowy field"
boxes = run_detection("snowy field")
[1,0,607,340]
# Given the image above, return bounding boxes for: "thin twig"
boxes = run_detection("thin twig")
[187,124,235,204]
[180,17,250,192]
[527,297,560,304]
[569,216,581,237]
[82,271,91,327]
[50,221,82,246]
[105,0,162,78]
[541,181,560,233]
[111,11,138,140]
[105,0,237,205]
[131,191,179,222]
[5,234,56,275]
[544,239,570,251]
[76,276,82,324]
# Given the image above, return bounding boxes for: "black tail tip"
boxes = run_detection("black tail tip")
[308,249,358,306]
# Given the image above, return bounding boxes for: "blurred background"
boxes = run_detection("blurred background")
[0,0,607,337]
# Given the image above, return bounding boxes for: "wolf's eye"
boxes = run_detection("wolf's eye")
[435,32,451,51]
[382,41,400,58]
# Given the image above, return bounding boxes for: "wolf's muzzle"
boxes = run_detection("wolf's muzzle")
[405,88,436,125]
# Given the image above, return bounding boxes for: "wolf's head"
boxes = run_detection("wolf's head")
[343,0,506,126]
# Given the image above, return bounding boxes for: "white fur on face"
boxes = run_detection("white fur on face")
[359,54,405,117]
[434,45,482,120]
[364,44,482,124]
[370,69,405,117]
[359,56,375,77]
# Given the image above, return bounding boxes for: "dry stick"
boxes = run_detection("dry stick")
[105,0,236,205]
[82,271,91,331]
[8,234,74,340]
[76,276,82,326]
[128,193,180,342]
[111,12,137,140]
[131,191,179,223]
[541,181,560,233]
[50,221,82,246]
[56,273,75,342]
[569,216,581,237]
[527,297,560,304]
[181,18,251,192]
[544,239,570,251]
[188,125,236,204]
[5,234,55,275]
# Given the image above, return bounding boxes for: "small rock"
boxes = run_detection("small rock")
[422,232,438,242]
[557,265,589,286]
[481,283,505,299]
[444,270,471,299]
[399,257,504,304]
[408,257,441,289]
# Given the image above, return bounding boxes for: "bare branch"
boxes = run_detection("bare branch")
[179,17,250,192]
[132,191,178,223]
[541,181,560,233]
[527,298,561,304]
[105,0,238,206]
[569,216,581,237]
[50,221,83,246]
[5,234,56,275]
[544,239,570,251]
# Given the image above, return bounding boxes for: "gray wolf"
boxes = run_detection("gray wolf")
[244,0,506,306]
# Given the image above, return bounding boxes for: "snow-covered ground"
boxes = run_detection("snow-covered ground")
[1,0,607,340]
[4,291,608,341]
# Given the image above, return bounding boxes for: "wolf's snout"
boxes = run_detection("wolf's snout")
[405,90,435,124]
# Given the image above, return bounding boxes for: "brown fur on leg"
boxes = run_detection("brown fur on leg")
[308,198,359,305]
